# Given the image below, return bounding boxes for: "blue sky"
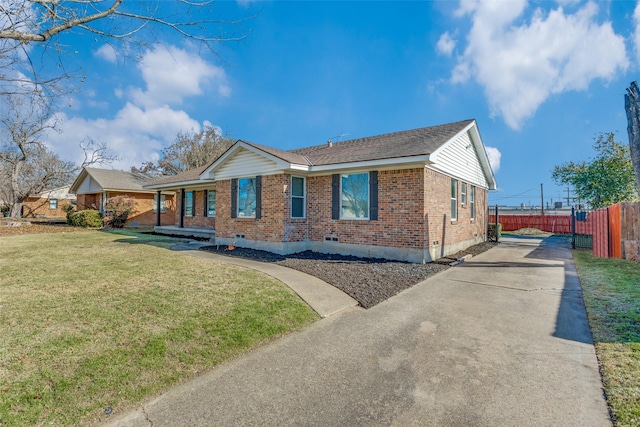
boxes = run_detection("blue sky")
[39,0,640,208]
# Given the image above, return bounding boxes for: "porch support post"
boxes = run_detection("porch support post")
[155,191,161,227]
[179,188,185,228]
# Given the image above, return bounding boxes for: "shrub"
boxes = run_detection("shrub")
[104,196,137,228]
[67,209,103,228]
[488,222,502,241]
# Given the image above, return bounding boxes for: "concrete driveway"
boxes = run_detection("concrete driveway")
[105,236,611,427]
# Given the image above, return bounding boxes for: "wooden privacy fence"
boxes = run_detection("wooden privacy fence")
[490,202,640,260]
[488,214,589,234]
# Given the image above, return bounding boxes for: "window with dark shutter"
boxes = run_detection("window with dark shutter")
[369,171,378,221]
[255,175,262,219]
[203,190,208,217]
[331,174,340,220]
[231,179,238,218]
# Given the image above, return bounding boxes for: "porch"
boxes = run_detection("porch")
[154,225,215,240]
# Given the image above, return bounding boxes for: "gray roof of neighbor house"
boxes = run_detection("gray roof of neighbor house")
[290,119,474,166]
[70,167,159,194]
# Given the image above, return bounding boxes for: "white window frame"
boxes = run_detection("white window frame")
[461,182,467,205]
[207,190,216,217]
[451,179,458,221]
[237,177,257,218]
[49,198,58,209]
[470,186,476,220]
[341,172,369,220]
[290,176,305,219]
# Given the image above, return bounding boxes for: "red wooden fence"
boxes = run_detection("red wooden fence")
[488,214,588,234]
[490,203,639,259]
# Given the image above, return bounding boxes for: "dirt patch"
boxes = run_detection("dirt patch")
[0,218,88,237]
[201,241,497,309]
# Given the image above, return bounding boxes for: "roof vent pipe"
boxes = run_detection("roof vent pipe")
[327,139,333,147]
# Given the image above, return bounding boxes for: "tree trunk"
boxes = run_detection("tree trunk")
[624,81,640,195]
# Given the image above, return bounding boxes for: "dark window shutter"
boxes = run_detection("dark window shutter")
[203,190,208,217]
[231,179,238,218]
[255,175,262,219]
[369,171,378,221]
[331,174,340,220]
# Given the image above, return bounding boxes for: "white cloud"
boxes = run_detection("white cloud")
[436,32,456,57]
[634,1,640,65]
[485,146,501,173]
[452,0,628,129]
[131,45,230,107]
[94,44,117,63]
[48,105,201,170]
[46,44,227,170]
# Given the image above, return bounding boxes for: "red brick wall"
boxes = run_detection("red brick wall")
[178,190,216,229]
[306,169,426,249]
[22,198,72,218]
[75,192,176,226]
[215,176,286,242]
[423,169,488,255]
[214,169,488,252]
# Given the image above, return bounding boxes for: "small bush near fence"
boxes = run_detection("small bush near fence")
[67,210,103,228]
[488,223,502,241]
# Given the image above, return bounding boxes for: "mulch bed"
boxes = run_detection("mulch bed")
[201,241,497,309]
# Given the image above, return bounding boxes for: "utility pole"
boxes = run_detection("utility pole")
[566,187,571,207]
[541,183,544,216]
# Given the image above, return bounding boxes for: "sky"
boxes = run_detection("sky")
[28,0,640,208]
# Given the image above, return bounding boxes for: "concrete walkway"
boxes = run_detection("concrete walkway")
[170,241,358,317]
[105,237,611,427]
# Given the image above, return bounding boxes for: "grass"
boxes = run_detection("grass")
[573,250,640,427]
[0,230,319,426]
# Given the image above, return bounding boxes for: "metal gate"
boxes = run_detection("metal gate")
[571,207,593,249]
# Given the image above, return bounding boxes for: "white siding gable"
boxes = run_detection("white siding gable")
[213,147,279,180]
[429,131,490,188]
[77,175,103,194]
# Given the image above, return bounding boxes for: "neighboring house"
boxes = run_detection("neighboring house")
[69,167,176,227]
[145,119,497,262]
[22,185,76,218]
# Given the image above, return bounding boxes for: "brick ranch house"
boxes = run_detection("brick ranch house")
[69,167,176,227]
[145,119,497,263]
[21,185,76,218]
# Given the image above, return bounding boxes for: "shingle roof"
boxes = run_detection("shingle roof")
[290,119,474,165]
[145,163,213,187]
[241,141,312,165]
[83,167,158,191]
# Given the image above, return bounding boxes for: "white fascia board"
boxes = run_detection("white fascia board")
[144,179,214,191]
[304,155,431,176]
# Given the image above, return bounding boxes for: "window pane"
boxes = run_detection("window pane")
[292,177,304,197]
[461,183,467,205]
[291,197,304,218]
[238,178,256,217]
[470,186,475,219]
[341,173,369,219]
[451,179,457,220]
[185,192,194,216]
[208,190,216,217]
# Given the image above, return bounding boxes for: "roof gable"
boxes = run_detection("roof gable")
[70,167,158,194]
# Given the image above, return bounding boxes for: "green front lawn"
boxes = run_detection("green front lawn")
[573,250,640,427]
[0,230,318,426]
